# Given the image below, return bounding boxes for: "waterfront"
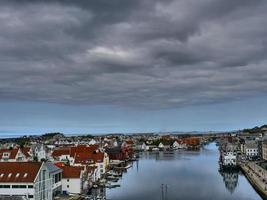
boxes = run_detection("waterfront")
[105,143,261,200]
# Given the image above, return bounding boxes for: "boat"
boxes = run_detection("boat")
[106,175,119,182]
[106,184,120,189]
[114,163,132,170]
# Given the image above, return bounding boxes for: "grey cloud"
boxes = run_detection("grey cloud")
[0,0,267,109]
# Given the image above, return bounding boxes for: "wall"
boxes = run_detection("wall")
[62,178,81,194]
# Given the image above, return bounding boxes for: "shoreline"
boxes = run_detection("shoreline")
[239,162,267,200]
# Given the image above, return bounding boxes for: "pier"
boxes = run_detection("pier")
[239,161,267,199]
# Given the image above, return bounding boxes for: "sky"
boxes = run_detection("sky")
[0,0,267,136]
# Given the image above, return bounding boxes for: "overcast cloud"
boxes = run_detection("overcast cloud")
[1,0,267,109]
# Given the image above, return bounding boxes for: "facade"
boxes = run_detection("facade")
[0,149,28,162]
[262,141,267,160]
[32,145,47,161]
[222,152,237,167]
[173,141,187,149]
[0,162,62,200]
[58,166,83,194]
[244,141,258,158]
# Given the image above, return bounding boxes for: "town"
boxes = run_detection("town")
[0,125,267,199]
[0,131,207,200]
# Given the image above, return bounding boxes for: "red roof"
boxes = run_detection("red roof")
[52,149,70,157]
[21,147,31,158]
[74,152,104,164]
[52,145,99,159]
[0,162,42,183]
[0,149,19,160]
[58,166,83,179]
[70,145,99,157]
[54,162,65,167]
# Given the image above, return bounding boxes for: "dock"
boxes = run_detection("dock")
[239,162,267,200]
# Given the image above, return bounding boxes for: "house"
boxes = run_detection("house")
[222,151,237,167]
[74,151,109,181]
[51,148,73,164]
[105,147,127,161]
[31,144,47,161]
[141,143,149,151]
[244,141,258,158]
[56,165,84,194]
[0,148,29,162]
[0,162,62,200]
[262,140,267,160]
[88,139,97,146]
[173,140,187,149]
[158,142,171,151]
[52,145,109,181]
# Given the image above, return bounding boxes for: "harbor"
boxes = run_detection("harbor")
[89,143,260,200]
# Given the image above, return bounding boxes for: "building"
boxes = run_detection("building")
[244,141,258,158]
[262,141,267,160]
[31,144,47,161]
[0,162,62,200]
[57,165,84,194]
[173,140,187,149]
[0,149,28,162]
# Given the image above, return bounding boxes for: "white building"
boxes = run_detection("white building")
[173,141,187,149]
[222,152,237,166]
[0,162,62,200]
[32,144,47,161]
[58,165,84,194]
[88,139,97,146]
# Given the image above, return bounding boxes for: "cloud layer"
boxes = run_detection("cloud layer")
[1,0,267,108]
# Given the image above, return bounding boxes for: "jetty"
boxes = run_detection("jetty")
[239,161,267,200]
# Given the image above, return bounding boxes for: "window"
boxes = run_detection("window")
[3,153,9,157]
[24,173,28,178]
[8,173,12,178]
[67,185,69,188]
[16,173,20,178]
[12,185,27,188]
[28,195,34,198]
[67,179,69,182]
[28,185,33,188]
[0,185,10,188]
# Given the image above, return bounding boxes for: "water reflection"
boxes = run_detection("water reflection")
[101,143,262,200]
[219,169,239,194]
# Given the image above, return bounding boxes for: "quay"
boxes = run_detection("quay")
[239,161,267,200]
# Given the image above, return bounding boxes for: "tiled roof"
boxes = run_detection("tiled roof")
[0,162,42,183]
[0,149,19,160]
[21,147,31,158]
[58,166,83,179]
[52,145,99,158]
[74,152,104,164]
[70,145,99,157]
[52,149,70,157]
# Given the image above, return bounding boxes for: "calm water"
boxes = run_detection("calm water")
[105,143,262,200]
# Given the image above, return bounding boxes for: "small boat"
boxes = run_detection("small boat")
[106,176,119,182]
[106,184,120,189]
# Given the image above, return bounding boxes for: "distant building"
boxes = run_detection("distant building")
[0,149,29,162]
[244,141,258,158]
[262,141,267,160]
